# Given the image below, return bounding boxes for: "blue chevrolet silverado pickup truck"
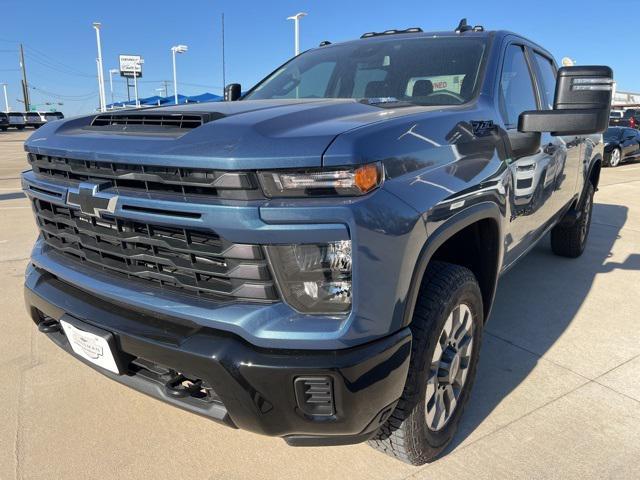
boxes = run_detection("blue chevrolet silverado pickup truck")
[21,20,613,464]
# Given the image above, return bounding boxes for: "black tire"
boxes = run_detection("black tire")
[368,261,483,465]
[16,125,25,130]
[550,182,595,258]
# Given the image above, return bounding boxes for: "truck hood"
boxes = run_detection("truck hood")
[24,99,449,170]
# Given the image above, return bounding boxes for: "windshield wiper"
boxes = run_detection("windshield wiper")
[361,97,414,108]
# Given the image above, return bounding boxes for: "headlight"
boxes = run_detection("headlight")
[259,163,382,198]
[266,241,352,314]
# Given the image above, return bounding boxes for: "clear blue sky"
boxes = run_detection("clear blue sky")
[0,0,634,115]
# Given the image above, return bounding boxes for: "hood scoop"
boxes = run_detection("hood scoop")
[89,111,225,134]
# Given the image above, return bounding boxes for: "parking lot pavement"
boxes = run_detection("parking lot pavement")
[1,129,639,480]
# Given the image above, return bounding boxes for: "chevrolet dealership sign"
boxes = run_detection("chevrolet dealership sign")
[119,55,143,78]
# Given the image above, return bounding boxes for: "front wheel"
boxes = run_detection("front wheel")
[550,182,595,258]
[607,148,621,167]
[368,261,483,465]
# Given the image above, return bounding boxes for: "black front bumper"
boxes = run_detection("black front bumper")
[25,265,411,446]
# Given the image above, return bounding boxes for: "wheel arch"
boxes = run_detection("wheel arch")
[402,202,503,328]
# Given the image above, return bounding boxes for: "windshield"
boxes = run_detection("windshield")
[245,37,488,106]
[604,128,623,141]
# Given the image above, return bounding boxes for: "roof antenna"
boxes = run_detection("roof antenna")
[455,18,473,33]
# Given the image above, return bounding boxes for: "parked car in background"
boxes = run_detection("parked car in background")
[0,112,8,131]
[609,109,638,128]
[609,110,623,125]
[43,111,64,122]
[604,126,640,166]
[7,112,26,129]
[25,112,46,129]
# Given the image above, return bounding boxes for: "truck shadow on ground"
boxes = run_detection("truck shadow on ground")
[447,202,638,452]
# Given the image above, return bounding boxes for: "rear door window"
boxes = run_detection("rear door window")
[532,53,557,110]
[499,45,538,128]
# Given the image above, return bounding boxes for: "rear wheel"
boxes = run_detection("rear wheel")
[550,182,595,258]
[368,261,483,465]
[608,148,621,167]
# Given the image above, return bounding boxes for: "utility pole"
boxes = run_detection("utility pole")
[19,44,30,111]
[162,80,169,97]
[221,13,226,89]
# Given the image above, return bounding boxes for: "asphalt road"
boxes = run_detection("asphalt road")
[1,129,639,479]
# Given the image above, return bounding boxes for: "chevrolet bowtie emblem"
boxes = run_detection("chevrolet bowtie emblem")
[67,182,118,218]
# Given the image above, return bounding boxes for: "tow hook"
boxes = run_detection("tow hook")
[38,318,61,333]
[164,374,203,398]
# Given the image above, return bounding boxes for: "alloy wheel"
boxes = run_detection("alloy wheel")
[610,149,621,167]
[580,191,593,243]
[425,303,475,431]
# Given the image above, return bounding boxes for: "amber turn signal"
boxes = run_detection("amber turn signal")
[354,164,380,193]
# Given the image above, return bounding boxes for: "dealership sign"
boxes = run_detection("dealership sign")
[119,55,143,78]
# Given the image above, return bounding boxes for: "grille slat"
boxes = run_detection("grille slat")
[32,198,278,302]
[28,154,262,200]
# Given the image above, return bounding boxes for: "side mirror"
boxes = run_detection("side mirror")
[224,83,242,101]
[519,66,613,136]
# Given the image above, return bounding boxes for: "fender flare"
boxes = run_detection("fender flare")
[579,153,602,208]
[401,201,503,328]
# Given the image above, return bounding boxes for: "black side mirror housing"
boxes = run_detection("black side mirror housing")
[519,66,613,136]
[508,131,542,159]
[224,83,242,101]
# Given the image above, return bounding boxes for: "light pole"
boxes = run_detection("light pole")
[286,12,307,56]
[108,68,118,108]
[155,88,164,105]
[92,22,107,112]
[133,58,143,107]
[171,45,188,105]
[1,83,8,113]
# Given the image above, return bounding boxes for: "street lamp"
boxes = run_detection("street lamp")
[286,12,307,56]
[92,22,107,112]
[155,88,164,105]
[171,45,188,105]
[0,83,8,113]
[108,68,119,107]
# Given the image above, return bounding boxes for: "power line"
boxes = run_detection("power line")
[29,84,98,100]
[24,45,95,77]
[24,51,95,78]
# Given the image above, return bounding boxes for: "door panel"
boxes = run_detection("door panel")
[531,51,580,215]
[500,44,559,266]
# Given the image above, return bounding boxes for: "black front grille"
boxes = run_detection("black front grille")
[28,154,262,200]
[32,198,278,303]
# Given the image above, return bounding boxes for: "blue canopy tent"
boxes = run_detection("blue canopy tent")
[186,93,222,103]
[105,92,222,110]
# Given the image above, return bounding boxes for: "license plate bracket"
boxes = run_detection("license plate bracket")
[59,315,127,375]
